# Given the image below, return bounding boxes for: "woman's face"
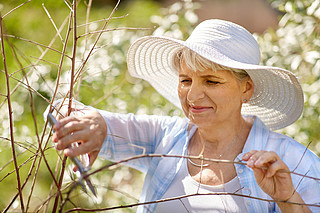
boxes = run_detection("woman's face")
[178,62,253,128]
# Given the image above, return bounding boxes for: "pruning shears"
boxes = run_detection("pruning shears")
[47,112,96,196]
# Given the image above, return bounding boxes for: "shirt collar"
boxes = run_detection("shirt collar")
[237,115,271,160]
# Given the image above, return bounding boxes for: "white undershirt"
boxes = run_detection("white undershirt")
[156,158,247,212]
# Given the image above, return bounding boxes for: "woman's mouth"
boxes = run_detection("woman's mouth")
[189,105,211,113]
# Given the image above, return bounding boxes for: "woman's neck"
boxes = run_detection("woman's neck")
[190,117,253,159]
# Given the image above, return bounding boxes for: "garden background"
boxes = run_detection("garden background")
[0,0,319,212]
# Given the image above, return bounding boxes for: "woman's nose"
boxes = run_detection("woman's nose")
[187,82,205,103]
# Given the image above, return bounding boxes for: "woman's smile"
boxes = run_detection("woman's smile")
[178,62,249,128]
[189,105,212,113]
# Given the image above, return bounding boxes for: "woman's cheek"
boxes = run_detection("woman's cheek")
[178,94,189,117]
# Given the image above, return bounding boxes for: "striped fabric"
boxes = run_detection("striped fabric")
[98,110,320,212]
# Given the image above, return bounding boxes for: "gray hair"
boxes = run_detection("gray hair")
[173,47,249,81]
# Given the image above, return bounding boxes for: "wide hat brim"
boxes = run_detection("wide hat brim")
[127,36,304,130]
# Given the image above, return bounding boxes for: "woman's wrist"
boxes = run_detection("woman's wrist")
[276,192,311,213]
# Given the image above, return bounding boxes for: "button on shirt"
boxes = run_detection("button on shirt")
[98,111,320,213]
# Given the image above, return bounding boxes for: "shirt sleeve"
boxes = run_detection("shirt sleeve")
[98,110,188,173]
[279,137,320,212]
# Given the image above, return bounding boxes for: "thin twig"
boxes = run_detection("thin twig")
[77,14,129,28]
[1,72,51,104]
[35,181,74,212]
[29,56,59,66]
[89,154,320,182]
[0,13,25,212]
[75,0,92,99]
[73,0,121,85]
[64,191,320,212]
[293,141,312,172]
[49,13,73,112]
[52,1,78,211]
[68,0,78,115]
[42,4,65,44]
[84,0,92,53]
[1,7,72,211]
[3,37,46,211]
[0,154,37,183]
[64,0,73,11]
[77,27,153,38]
[0,15,70,109]
[3,0,32,18]
[0,146,37,175]
[53,155,68,213]
[3,35,72,59]
[8,65,36,78]
[3,34,60,100]
[58,153,320,211]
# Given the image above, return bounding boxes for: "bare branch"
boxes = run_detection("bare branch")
[3,0,32,19]
[42,4,65,45]
[78,27,153,39]
[0,14,70,110]
[0,154,38,183]
[29,56,59,66]
[1,71,51,104]
[64,0,73,11]
[73,0,121,85]
[89,154,320,182]
[293,141,312,172]
[0,13,25,212]
[3,34,72,59]
[64,192,320,212]
[77,14,129,28]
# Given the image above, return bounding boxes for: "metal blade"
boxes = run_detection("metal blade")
[78,178,88,194]
[85,177,97,197]
[47,113,96,196]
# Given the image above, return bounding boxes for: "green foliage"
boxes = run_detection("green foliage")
[257,0,320,154]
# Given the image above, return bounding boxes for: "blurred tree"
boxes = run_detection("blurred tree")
[257,0,320,155]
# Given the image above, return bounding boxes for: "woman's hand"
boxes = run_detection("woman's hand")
[242,150,294,201]
[242,150,311,212]
[52,110,107,169]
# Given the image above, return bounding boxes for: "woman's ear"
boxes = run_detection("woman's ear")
[242,77,254,101]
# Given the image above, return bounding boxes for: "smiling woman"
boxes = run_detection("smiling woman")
[46,19,320,212]
[178,64,252,129]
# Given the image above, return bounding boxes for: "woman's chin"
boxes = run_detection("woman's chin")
[188,114,214,127]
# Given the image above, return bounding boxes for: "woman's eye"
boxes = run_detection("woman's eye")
[207,80,219,84]
[180,79,191,83]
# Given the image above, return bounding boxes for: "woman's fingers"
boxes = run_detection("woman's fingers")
[49,110,107,174]
[266,159,287,177]
[55,129,89,151]
[243,150,290,180]
[242,150,295,201]
[64,138,97,157]
[53,117,83,137]
[53,117,92,147]
[243,150,279,168]
[242,150,258,161]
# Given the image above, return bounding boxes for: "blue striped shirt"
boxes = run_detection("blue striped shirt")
[98,110,320,212]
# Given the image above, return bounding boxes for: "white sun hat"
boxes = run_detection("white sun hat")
[127,19,304,130]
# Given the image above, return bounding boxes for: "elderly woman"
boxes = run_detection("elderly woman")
[50,19,320,212]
